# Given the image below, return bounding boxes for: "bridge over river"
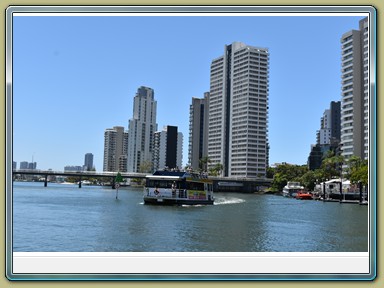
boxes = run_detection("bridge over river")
[12,170,272,192]
[12,170,149,188]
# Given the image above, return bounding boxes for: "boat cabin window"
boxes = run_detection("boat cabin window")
[146,179,186,189]
[186,181,205,191]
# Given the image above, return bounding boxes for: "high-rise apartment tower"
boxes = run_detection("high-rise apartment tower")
[208,42,269,178]
[316,101,341,145]
[84,153,94,171]
[340,17,369,161]
[153,126,183,171]
[127,86,158,172]
[103,126,128,172]
[188,92,209,171]
[308,101,341,171]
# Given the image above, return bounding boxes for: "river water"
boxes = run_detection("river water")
[12,182,368,252]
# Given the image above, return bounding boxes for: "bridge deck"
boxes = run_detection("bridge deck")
[12,170,149,178]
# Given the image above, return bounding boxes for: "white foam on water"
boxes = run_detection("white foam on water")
[181,204,204,208]
[214,197,245,205]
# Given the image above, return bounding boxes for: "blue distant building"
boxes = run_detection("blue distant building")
[19,161,36,170]
[20,161,28,169]
[64,166,83,172]
[84,153,94,171]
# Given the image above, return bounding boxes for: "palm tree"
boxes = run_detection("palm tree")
[210,163,223,177]
[320,154,344,180]
[199,156,211,173]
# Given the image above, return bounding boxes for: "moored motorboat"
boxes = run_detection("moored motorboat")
[143,170,214,205]
[282,182,304,197]
[295,191,313,200]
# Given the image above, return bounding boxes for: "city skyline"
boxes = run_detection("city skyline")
[12,13,366,171]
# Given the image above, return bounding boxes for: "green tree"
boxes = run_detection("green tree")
[115,172,123,183]
[271,163,308,191]
[199,156,211,172]
[266,166,275,179]
[139,160,153,173]
[299,170,317,191]
[209,163,223,176]
[130,161,152,186]
[350,164,368,185]
[346,156,368,185]
[318,153,344,180]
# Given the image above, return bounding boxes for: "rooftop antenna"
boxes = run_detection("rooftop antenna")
[32,152,35,169]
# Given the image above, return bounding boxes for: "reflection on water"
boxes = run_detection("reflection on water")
[12,182,368,252]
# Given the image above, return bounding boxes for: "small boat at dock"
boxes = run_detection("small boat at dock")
[295,191,313,200]
[143,170,214,205]
[282,182,304,197]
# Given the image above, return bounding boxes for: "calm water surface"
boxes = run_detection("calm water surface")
[12,182,368,252]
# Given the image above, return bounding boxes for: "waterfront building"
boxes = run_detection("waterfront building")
[103,126,128,172]
[308,143,339,171]
[316,101,341,145]
[13,161,17,170]
[188,93,209,171]
[340,17,369,161]
[127,86,158,173]
[308,101,341,170]
[208,41,269,178]
[84,153,94,171]
[318,109,332,145]
[153,125,183,171]
[330,101,342,142]
[308,144,323,171]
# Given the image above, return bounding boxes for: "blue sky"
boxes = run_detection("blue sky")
[12,14,365,171]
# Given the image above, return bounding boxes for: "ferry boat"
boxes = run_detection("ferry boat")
[143,170,214,205]
[282,181,304,197]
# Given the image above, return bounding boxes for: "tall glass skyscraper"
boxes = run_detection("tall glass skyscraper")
[208,42,269,178]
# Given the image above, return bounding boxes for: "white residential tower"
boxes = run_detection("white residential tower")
[127,86,158,172]
[340,17,369,161]
[208,42,269,178]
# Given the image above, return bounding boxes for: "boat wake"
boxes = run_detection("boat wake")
[181,204,204,208]
[214,197,245,205]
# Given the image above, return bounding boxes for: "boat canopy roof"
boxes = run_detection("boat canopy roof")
[146,175,182,181]
[324,179,350,185]
[146,170,210,181]
[153,170,186,177]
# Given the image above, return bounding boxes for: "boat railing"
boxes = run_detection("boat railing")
[145,187,213,201]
